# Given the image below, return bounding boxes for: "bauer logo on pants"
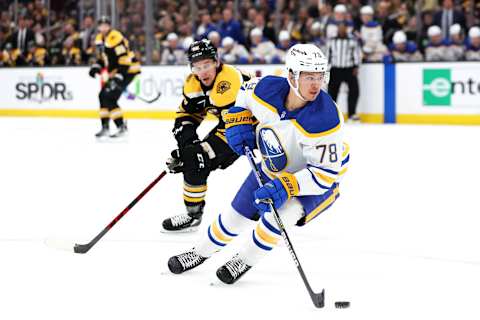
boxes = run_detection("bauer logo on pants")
[258,128,287,172]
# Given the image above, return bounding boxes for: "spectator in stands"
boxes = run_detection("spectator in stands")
[218,36,249,64]
[218,8,245,45]
[465,26,480,61]
[79,16,95,63]
[433,0,466,40]
[26,37,47,66]
[274,30,294,63]
[325,4,353,39]
[385,30,423,62]
[7,16,35,56]
[62,36,82,66]
[249,27,276,63]
[252,10,276,44]
[309,21,326,53]
[160,32,187,65]
[359,5,388,62]
[445,24,465,61]
[195,11,217,40]
[2,42,26,66]
[382,2,409,45]
[290,7,311,43]
[207,30,222,50]
[425,25,449,61]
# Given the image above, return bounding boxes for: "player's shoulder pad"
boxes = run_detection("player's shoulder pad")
[183,73,202,96]
[94,33,104,45]
[209,64,243,107]
[253,75,289,102]
[294,91,341,137]
[105,30,124,48]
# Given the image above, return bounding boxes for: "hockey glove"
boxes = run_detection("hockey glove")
[253,172,299,212]
[182,95,209,113]
[166,142,211,173]
[88,64,101,78]
[224,107,256,156]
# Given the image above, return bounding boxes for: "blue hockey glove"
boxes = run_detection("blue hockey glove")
[224,106,256,156]
[253,172,299,212]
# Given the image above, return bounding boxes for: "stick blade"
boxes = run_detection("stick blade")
[44,238,76,252]
[311,289,325,308]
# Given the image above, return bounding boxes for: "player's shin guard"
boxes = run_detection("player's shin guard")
[195,207,255,257]
[110,107,125,128]
[183,183,207,208]
[95,108,110,138]
[241,213,282,266]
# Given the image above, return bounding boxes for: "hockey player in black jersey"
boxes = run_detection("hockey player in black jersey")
[161,39,251,232]
[89,16,141,139]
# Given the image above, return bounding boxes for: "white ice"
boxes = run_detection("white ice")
[1,118,479,320]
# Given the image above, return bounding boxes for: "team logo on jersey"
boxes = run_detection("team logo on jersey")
[258,128,287,172]
[216,80,231,94]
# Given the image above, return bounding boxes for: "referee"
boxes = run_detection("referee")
[326,22,361,122]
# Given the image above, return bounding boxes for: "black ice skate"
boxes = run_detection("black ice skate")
[168,249,207,274]
[95,127,110,139]
[161,203,204,233]
[110,124,128,138]
[216,254,252,284]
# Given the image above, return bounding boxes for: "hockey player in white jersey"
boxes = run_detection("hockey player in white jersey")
[167,44,350,284]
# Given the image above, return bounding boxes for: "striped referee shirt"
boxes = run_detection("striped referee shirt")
[326,36,361,68]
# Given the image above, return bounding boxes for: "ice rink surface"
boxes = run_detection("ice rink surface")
[1,117,479,320]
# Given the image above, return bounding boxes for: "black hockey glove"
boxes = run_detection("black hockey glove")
[88,64,101,78]
[166,142,211,174]
[183,95,209,113]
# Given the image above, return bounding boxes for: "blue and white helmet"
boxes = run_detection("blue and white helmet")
[285,44,329,100]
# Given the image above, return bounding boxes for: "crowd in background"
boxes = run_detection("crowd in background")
[1,0,480,67]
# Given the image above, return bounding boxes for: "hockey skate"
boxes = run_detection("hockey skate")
[168,249,208,274]
[95,127,110,140]
[216,254,252,284]
[161,203,204,233]
[110,124,128,139]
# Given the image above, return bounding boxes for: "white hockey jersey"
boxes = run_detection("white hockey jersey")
[234,76,349,196]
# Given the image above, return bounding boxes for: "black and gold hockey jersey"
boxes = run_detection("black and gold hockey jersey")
[94,29,140,76]
[176,63,251,142]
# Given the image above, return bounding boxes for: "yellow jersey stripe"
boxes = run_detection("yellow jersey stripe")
[252,92,278,114]
[338,167,348,176]
[314,171,336,185]
[291,119,341,138]
[183,195,205,203]
[342,142,350,158]
[212,220,232,243]
[256,224,279,245]
[184,184,207,192]
[305,188,339,223]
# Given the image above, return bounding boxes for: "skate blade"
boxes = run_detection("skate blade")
[160,226,200,234]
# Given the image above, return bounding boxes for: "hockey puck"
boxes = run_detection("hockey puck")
[334,301,350,309]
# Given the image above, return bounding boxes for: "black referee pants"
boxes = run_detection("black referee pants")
[328,67,359,118]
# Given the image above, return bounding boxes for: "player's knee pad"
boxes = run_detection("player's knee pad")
[220,206,257,234]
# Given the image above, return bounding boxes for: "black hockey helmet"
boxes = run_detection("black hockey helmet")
[187,39,217,64]
[97,15,111,25]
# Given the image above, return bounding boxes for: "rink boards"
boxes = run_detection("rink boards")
[0,62,479,125]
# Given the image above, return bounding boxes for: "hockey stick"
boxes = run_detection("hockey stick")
[47,170,167,254]
[244,146,325,308]
[126,90,161,104]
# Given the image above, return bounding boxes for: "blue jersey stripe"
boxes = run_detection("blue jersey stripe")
[207,226,226,247]
[252,230,272,251]
[218,214,238,237]
[261,215,281,236]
